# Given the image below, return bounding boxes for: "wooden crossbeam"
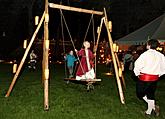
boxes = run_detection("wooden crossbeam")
[49,3,103,15]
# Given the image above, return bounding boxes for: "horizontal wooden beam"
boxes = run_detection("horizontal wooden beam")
[49,3,103,15]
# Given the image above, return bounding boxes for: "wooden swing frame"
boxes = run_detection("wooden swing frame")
[5,1,125,111]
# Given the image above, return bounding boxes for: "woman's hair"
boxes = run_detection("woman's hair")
[147,39,159,49]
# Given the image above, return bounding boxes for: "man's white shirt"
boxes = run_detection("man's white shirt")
[134,49,165,77]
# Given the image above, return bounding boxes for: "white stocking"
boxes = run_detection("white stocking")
[143,95,149,103]
[145,99,155,115]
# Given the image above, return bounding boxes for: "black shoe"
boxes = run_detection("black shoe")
[153,105,160,116]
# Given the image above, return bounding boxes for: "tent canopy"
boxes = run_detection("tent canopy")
[116,13,165,45]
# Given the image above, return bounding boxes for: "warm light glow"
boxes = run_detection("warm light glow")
[108,21,112,31]
[113,43,117,52]
[108,21,112,29]
[97,27,100,33]
[35,16,39,25]
[121,62,124,71]
[119,68,122,77]
[9,61,13,64]
[119,50,122,52]
[105,72,113,76]
[106,58,110,61]
[13,64,17,73]
[156,47,163,51]
[56,61,62,64]
[101,54,104,57]
[23,40,27,49]
[45,69,49,80]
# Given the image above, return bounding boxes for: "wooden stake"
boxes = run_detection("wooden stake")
[103,8,125,104]
[44,79,49,110]
[49,3,103,15]
[5,12,45,97]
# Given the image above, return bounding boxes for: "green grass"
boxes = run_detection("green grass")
[0,63,165,119]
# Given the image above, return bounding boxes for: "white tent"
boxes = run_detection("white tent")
[116,13,165,46]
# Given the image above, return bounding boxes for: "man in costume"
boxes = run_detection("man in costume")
[75,41,95,80]
[134,39,165,116]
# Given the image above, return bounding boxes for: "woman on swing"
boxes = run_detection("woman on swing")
[75,41,96,80]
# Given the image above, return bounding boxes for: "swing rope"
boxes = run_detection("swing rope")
[91,14,97,77]
[60,9,86,78]
[81,11,97,76]
[81,13,94,47]
[79,11,97,75]
[60,9,98,80]
[60,8,67,78]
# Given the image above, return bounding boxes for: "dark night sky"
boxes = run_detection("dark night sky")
[0,0,165,59]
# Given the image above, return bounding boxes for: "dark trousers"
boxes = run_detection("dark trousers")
[136,80,157,100]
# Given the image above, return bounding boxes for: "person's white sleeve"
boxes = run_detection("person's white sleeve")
[160,55,165,76]
[133,54,145,76]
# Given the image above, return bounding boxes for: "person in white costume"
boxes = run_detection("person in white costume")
[134,39,165,116]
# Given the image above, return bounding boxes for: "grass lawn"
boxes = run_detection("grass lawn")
[0,63,165,119]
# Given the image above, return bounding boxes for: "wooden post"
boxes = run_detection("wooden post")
[114,53,126,89]
[103,8,125,104]
[93,17,104,53]
[5,12,45,97]
[93,17,104,74]
[43,0,49,111]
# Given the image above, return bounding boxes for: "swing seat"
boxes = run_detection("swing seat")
[64,78,101,82]
[64,78,101,91]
